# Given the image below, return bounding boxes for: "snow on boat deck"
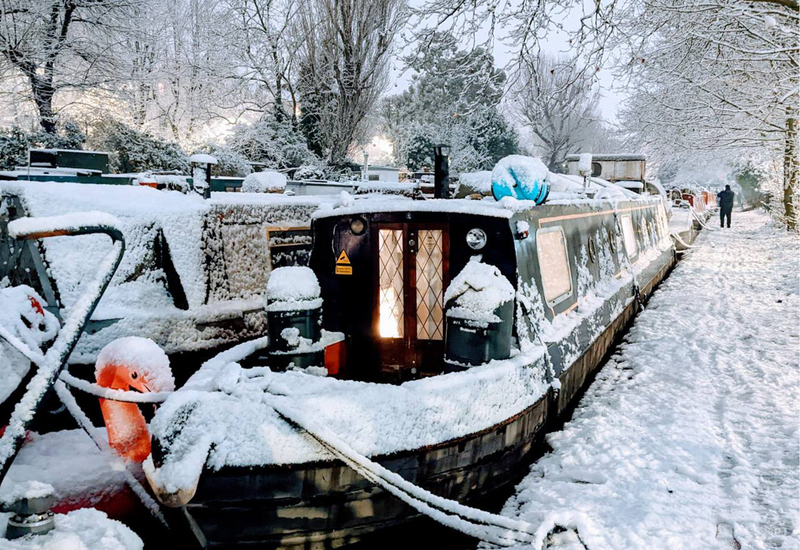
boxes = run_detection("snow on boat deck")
[493,210,799,550]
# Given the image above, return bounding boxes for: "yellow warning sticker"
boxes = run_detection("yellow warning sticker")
[336,250,351,265]
[335,265,352,275]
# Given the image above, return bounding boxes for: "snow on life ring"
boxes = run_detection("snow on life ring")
[95,337,174,463]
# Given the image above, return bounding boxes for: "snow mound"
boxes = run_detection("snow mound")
[95,337,175,392]
[7,211,122,238]
[0,480,53,506]
[188,153,218,165]
[0,285,59,354]
[0,286,59,403]
[0,508,143,549]
[457,171,493,195]
[491,155,549,198]
[242,171,287,193]
[445,258,515,323]
[266,266,320,308]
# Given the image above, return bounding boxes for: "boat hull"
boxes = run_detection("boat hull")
[180,250,675,549]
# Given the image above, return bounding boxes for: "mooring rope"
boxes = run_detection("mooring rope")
[53,381,169,528]
[58,370,172,403]
[672,232,697,250]
[263,393,593,549]
[689,208,717,231]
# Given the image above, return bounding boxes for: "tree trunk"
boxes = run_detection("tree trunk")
[784,111,797,231]
[31,76,57,134]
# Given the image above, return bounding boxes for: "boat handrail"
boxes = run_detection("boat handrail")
[0,214,125,484]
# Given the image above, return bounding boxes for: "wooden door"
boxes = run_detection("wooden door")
[374,223,449,374]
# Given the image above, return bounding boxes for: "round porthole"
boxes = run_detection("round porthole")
[350,217,366,235]
[587,237,597,263]
[607,228,616,252]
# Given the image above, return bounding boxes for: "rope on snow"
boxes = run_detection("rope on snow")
[263,393,594,549]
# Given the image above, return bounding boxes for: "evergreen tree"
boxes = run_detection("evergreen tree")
[382,32,518,172]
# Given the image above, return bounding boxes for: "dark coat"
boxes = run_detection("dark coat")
[717,189,735,211]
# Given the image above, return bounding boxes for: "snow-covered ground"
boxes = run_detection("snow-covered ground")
[494,210,799,550]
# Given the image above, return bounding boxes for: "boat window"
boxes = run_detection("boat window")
[621,215,638,258]
[536,226,573,307]
[379,229,404,338]
[416,230,444,340]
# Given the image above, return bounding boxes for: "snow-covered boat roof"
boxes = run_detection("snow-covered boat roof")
[314,196,524,220]
[28,148,111,155]
[565,153,646,162]
[0,181,331,360]
[313,172,645,220]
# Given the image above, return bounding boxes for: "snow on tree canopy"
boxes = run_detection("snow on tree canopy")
[444,258,515,324]
[95,337,175,392]
[242,171,287,193]
[266,267,321,311]
[491,155,549,201]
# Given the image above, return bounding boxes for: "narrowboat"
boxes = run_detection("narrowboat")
[141,155,676,548]
[0,180,327,368]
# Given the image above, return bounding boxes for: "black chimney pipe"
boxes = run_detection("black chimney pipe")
[433,144,451,199]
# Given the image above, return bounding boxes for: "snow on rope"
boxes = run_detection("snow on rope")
[262,391,595,549]
[58,371,173,403]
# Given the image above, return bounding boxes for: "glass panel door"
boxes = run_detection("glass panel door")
[375,224,448,374]
[415,229,444,340]
[378,229,404,338]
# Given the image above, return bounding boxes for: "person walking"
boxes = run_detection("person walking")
[717,184,735,228]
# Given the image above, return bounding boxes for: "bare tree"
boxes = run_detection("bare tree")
[617,0,798,228]
[512,55,604,171]
[296,0,404,165]
[222,0,303,118]
[0,0,133,133]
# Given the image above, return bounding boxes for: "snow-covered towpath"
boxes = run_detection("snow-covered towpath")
[495,210,799,550]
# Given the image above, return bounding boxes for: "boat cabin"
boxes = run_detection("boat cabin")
[311,205,516,380]
[310,192,671,382]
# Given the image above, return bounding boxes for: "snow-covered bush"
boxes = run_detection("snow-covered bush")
[293,164,326,180]
[228,116,317,169]
[0,122,87,170]
[194,144,253,177]
[241,171,287,193]
[89,120,189,174]
[0,128,28,170]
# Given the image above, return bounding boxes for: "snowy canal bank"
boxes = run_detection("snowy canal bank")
[493,210,799,550]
